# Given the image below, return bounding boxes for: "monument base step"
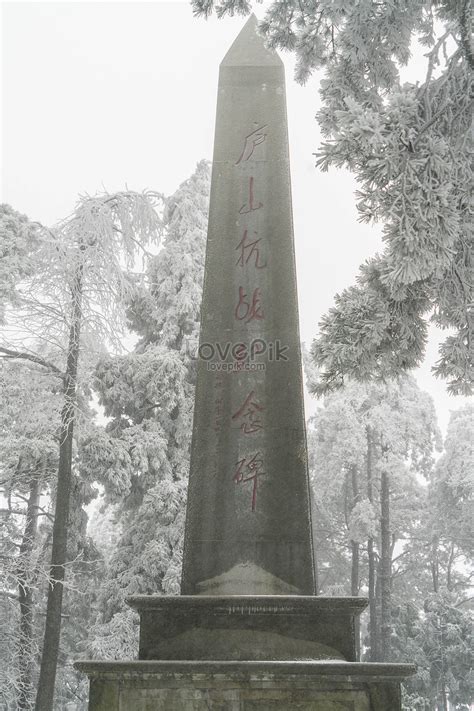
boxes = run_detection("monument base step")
[75,660,415,711]
[127,595,368,662]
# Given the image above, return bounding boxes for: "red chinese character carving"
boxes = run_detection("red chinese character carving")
[233,452,266,511]
[235,230,267,269]
[232,390,264,434]
[239,177,263,214]
[235,124,268,165]
[234,286,264,322]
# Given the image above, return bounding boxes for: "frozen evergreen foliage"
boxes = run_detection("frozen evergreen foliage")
[0,361,60,710]
[0,191,163,710]
[0,350,98,711]
[429,403,473,586]
[308,375,440,595]
[192,0,474,395]
[84,160,210,659]
[0,191,163,388]
[0,205,42,324]
[308,381,473,708]
[399,591,474,711]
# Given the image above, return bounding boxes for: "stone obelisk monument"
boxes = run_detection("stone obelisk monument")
[77,16,414,710]
[181,12,315,599]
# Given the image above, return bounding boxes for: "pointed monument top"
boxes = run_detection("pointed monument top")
[221,13,283,67]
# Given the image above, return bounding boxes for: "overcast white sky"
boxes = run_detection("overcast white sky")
[1,1,470,434]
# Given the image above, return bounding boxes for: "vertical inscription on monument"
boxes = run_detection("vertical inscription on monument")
[181,14,315,596]
[233,123,268,511]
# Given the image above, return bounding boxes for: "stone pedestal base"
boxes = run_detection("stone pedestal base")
[128,595,368,662]
[77,596,415,708]
[75,660,415,710]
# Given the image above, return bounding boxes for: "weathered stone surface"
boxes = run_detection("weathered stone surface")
[88,677,119,710]
[128,595,367,662]
[75,661,414,711]
[181,14,315,597]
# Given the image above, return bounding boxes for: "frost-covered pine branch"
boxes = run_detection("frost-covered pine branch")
[191,0,474,395]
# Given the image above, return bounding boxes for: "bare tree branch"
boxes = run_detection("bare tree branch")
[0,347,64,378]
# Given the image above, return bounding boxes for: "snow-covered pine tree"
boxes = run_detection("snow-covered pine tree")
[429,402,473,585]
[395,587,474,711]
[0,353,100,711]
[191,0,474,395]
[309,385,474,707]
[415,590,473,711]
[308,376,441,663]
[0,204,42,323]
[84,160,210,659]
[1,191,163,710]
[397,404,474,710]
[0,360,60,711]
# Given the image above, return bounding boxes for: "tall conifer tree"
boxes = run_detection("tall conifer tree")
[85,161,210,658]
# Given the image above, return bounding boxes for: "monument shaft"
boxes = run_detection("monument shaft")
[181,16,315,596]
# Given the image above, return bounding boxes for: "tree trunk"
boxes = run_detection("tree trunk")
[351,540,360,596]
[431,534,439,593]
[350,465,360,659]
[375,558,382,659]
[367,547,377,661]
[351,539,360,659]
[350,464,360,596]
[380,466,392,662]
[366,426,378,661]
[17,473,41,710]
[35,265,83,711]
[438,686,448,711]
[446,542,455,591]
